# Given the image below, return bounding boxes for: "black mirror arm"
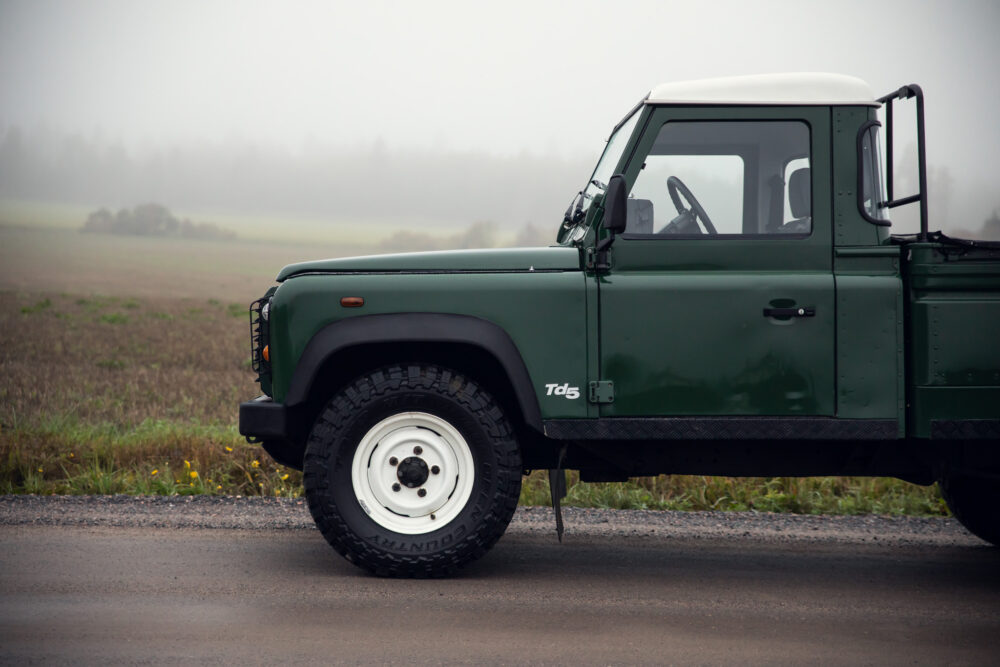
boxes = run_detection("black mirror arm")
[594,224,618,271]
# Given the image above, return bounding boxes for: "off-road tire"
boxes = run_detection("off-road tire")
[939,475,1000,546]
[303,364,522,577]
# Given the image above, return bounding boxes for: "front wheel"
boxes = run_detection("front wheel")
[939,474,1000,546]
[303,364,522,577]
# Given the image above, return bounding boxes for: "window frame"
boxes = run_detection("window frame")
[618,118,814,241]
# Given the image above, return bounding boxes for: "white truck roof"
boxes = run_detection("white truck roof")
[647,73,878,107]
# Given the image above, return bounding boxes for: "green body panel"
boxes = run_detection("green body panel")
[831,107,888,247]
[832,248,904,429]
[600,269,835,415]
[277,247,580,280]
[597,105,835,417]
[268,269,590,418]
[905,244,1000,437]
[834,272,905,427]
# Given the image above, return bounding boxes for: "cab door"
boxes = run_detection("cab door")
[598,106,834,417]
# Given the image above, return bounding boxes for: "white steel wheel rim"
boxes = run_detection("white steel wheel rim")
[351,411,475,535]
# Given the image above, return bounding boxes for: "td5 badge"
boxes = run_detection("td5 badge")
[544,383,580,399]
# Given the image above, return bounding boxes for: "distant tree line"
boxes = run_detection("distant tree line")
[0,124,590,233]
[81,203,235,240]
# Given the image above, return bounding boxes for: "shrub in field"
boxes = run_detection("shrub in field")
[82,204,236,241]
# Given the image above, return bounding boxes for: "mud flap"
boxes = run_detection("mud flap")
[548,444,568,542]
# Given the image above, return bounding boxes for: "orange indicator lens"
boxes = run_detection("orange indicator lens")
[340,297,365,308]
[262,345,269,362]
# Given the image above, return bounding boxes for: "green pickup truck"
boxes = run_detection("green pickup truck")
[240,73,1000,577]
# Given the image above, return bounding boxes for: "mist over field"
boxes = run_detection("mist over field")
[2,0,1000,241]
[0,125,590,236]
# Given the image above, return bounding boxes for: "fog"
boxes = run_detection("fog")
[2,0,999,238]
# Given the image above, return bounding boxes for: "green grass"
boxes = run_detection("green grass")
[1,417,302,498]
[519,471,948,516]
[0,413,947,515]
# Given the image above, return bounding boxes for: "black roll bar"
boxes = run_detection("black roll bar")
[876,84,928,241]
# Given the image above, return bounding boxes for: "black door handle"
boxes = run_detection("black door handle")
[763,307,815,318]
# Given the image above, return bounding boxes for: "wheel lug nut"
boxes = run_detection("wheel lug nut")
[392,483,401,492]
[389,457,398,466]
[417,488,427,497]
[431,465,440,475]
[413,446,423,455]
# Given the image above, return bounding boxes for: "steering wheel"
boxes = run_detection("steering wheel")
[667,176,717,234]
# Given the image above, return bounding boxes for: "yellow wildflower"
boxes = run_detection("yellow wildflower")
[184,460,191,469]
[225,446,233,452]
[151,469,159,476]
[68,452,74,458]
[258,482,264,487]
[216,485,222,491]
[280,473,289,481]
[251,460,260,468]
[189,471,198,479]
[37,467,43,473]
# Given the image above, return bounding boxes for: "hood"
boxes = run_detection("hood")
[276,246,581,281]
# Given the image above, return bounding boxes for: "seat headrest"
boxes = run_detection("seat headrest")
[626,198,654,234]
[789,168,810,219]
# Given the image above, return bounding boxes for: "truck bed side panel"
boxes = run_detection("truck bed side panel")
[906,244,1000,438]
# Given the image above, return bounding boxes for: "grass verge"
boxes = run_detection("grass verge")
[520,470,948,516]
[0,416,948,516]
[1,418,301,497]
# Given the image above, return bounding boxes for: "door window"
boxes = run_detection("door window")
[625,121,811,237]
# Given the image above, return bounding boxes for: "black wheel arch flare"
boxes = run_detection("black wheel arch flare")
[284,312,544,432]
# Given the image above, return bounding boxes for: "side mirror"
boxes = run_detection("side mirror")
[594,174,627,271]
[602,174,628,235]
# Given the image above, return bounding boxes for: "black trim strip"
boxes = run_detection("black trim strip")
[543,417,898,441]
[930,420,1000,440]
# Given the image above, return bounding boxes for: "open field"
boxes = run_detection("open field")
[0,223,362,303]
[0,222,947,513]
[0,198,471,245]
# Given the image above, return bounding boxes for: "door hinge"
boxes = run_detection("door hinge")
[584,247,612,272]
[588,380,615,404]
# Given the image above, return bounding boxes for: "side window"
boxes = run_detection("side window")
[625,121,811,237]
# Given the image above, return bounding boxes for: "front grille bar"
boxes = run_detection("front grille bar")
[249,290,274,385]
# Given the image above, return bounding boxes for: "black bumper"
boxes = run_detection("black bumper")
[239,396,307,469]
[239,396,288,440]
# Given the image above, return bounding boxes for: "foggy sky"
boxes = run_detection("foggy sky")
[2,0,999,233]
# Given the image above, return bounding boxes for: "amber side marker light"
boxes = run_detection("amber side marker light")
[341,297,365,308]
[262,345,269,362]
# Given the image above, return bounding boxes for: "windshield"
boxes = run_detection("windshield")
[561,105,642,242]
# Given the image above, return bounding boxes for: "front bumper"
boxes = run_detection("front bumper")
[239,395,288,441]
[239,396,308,469]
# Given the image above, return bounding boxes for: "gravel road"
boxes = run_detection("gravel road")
[2,496,998,664]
